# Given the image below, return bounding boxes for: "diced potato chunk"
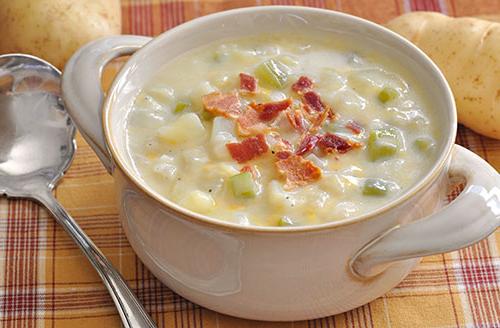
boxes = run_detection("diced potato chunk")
[268,180,304,209]
[147,86,175,104]
[190,81,218,111]
[182,147,208,166]
[211,117,236,160]
[153,154,177,180]
[157,113,205,144]
[180,190,215,213]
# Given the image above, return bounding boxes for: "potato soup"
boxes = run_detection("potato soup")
[125,33,439,227]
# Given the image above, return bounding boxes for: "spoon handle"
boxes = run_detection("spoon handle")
[35,189,157,328]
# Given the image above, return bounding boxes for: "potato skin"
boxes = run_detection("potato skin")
[387,12,500,140]
[474,15,500,23]
[0,0,121,69]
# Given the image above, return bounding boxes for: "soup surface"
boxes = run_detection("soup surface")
[125,33,439,227]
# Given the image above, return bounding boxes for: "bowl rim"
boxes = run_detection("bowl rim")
[103,5,457,234]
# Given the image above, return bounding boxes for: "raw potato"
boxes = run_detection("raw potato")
[0,0,121,69]
[386,12,500,139]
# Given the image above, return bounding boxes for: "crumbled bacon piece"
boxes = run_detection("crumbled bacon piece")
[301,90,336,122]
[240,165,259,178]
[302,91,326,113]
[250,99,292,121]
[318,133,361,154]
[226,134,269,163]
[275,151,292,160]
[295,134,320,156]
[286,109,307,132]
[276,155,322,189]
[236,109,272,136]
[268,134,293,152]
[202,92,243,119]
[292,76,314,93]
[309,107,332,134]
[239,73,257,92]
[346,121,363,134]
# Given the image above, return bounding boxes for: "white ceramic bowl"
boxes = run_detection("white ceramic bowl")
[62,6,500,321]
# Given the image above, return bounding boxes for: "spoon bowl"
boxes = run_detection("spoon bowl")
[0,54,156,328]
[0,54,75,195]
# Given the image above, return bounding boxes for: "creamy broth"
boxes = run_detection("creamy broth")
[125,34,439,227]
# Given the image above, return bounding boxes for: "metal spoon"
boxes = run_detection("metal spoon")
[0,54,156,328]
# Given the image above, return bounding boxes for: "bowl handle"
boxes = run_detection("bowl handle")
[350,145,500,278]
[62,35,152,173]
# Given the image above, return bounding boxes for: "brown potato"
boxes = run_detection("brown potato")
[386,12,500,140]
[474,14,500,23]
[0,0,121,69]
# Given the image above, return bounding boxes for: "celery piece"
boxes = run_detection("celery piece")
[174,101,190,113]
[278,216,294,227]
[378,87,399,103]
[229,172,256,198]
[277,55,299,68]
[368,128,399,161]
[363,179,389,196]
[414,136,435,152]
[255,59,289,89]
[200,110,214,121]
[213,50,228,63]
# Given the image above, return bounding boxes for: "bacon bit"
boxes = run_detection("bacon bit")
[236,109,273,136]
[295,134,320,156]
[239,73,257,92]
[202,92,243,119]
[250,99,292,121]
[268,133,293,152]
[240,165,259,178]
[292,76,314,93]
[226,134,269,163]
[275,151,292,160]
[327,106,336,119]
[302,91,326,113]
[286,109,307,132]
[346,121,363,134]
[318,133,361,154]
[276,155,322,189]
[309,106,331,134]
[302,90,337,122]
[277,137,293,152]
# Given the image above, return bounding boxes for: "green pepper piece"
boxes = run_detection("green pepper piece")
[414,137,435,152]
[368,128,400,161]
[378,87,399,103]
[174,101,190,113]
[254,59,289,89]
[363,178,390,196]
[229,172,256,198]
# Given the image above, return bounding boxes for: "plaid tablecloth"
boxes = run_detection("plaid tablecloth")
[1,0,499,327]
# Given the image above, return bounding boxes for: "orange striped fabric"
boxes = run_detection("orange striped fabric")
[1,1,499,327]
